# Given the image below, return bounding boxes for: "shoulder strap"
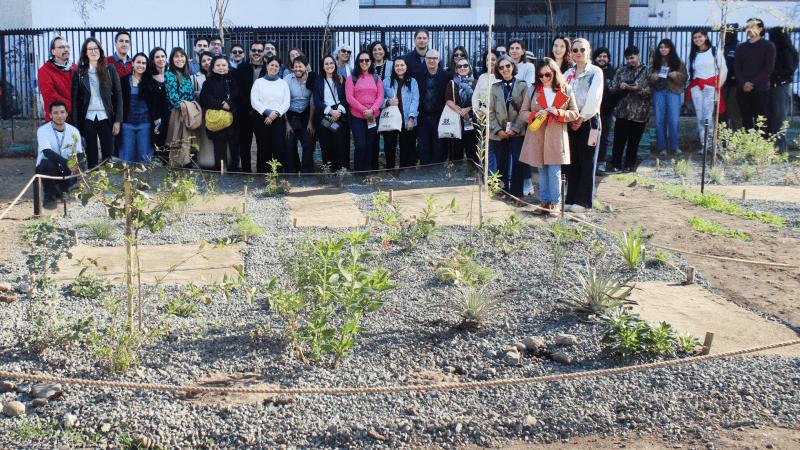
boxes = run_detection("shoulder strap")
[373,73,380,85]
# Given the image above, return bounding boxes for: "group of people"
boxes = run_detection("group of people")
[35,21,798,212]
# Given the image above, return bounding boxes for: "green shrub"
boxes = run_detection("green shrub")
[369,190,458,249]
[648,249,673,267]
[717,117,787,173]
[82,218,116,239]
[435,283,511,329]
[709,165,723,184]
[672,158,690,178]
[600,308,675,362]
[477,212,528,255]
[615,226,647,270]
[264,158,291,197]
[230,215,264,238]
[545,221,583,280]
[687,216,750,241]
[430,244,493,285]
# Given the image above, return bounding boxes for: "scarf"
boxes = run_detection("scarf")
[49,57,72,72]
[262,73,280,81]
[453,75,474,106]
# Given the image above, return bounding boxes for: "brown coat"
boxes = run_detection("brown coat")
[519,85,580,167]
[488,78,528,141]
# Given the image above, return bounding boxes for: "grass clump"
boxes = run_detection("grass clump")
[436,283,512,330]
[648,248,673,267]
[559,257,635,315]
[83,217,116,239]
[615,226,647,270]
[709,165,723,184]
[477,212,528,255]
[230,215,264,238]
[545,221,584,280]
[672,158,690,178]
[612,174,787,227]
[686,216,749,241]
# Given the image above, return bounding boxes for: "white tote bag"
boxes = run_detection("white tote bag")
[378,105,402,132]
[438,80,462,139]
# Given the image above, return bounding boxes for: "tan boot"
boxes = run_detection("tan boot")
[533,201,549,216]
[548,202,561,217]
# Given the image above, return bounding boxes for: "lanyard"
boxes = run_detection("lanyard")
[326,78,339,105]
[51,123,65,151]
[502,81,514,105]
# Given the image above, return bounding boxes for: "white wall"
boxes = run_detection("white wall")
[628,6,651,27]
[31,0,361,28]
[360,0,492,26]
[1,0,33,30]
[650,1,799,28]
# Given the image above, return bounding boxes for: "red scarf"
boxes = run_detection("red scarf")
[686,76,726,114]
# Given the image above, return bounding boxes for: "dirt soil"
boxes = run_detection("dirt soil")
[0,158,38,263]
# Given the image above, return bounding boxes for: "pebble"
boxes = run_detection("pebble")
[62,412,78,428]
[0,294,17,304]
[31,382,61,399]
[512,342,527,352]
[0,381,15,393]
[503,351,522,366]
[0,282,11,292]
[555,333,580,346]
[523,336,546,351]
[3,401,25,417]
[31,398,48,408]
[552,351,573,365]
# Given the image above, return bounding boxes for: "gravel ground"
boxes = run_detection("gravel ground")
[1,164,799,449]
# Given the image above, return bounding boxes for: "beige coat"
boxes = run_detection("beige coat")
[519,85,579,167]
[488,78,528,141]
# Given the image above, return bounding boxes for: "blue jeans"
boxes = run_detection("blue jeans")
[120,122,153,164]
[538,164,562,204]
[350,115,377,173]
[490,137,525,198]
[653,89,681,151]
[417,113,445,165]
[769,83,790,153]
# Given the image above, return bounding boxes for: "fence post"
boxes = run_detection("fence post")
[0,33,8,121]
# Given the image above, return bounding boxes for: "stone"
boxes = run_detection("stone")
[454,422,463,434]
[0,294,17,304]
[31,398,48,408]
[555,334,580,346]
[31,382,61,399]
[443,366,456,373]
[0,381,15,393]
[484,349,498,358]
[0,282,11,292]
[523,336,546,351]
[135,435,155,449]
[62,413,78,428]
[367,430,387,441]
[620,191,626,196]
[552,351,573,365]
[568,213,587,222]
[522,415,538,428]
[489,411,500,419]
[512,342,527,352]
[3,401,25,417]
[17,283,31,293]
[326,425,338,434]
[503,351,522,366]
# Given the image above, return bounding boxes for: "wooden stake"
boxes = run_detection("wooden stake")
[292,218,297,227]
[742,189,746,201]
[365,216,370,226]
[242,231,247,243]
[33,177,42,217]
[686,266,695,284]
[220,161,225,175]
[243,185,248,197]
[242,202,246,214]
[701,332,715,355]
[656,158,660,171]
[680,175,685,186]
[389,189,393,202]
[123,169,134,333]
[73,229,78,245]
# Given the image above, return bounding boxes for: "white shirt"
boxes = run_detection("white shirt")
[322,78,346,115]
[250,77,291,117]
[692,48,728,84]
[515,62,535,87]
[36,122,82,166]
[472,73,499,110]
[86,67,108,121]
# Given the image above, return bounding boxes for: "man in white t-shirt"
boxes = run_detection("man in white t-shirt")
[36,100,83,207]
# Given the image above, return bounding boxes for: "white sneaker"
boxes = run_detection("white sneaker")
[570,205,586,213]
[674,149,683,155]
[564,204,575,212]
[696,149,704,155]
[658,150,667,156]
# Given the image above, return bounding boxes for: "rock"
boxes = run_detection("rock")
[405,406,419,416]
[443,365,456,373]
[503,351,522,366]
[488,411,500,419]
[522,415,538,428]
[552,351,573,365]
[523,336,546,351]
[0,282,11,292]
[606,205,614,213]
[0,294,17,304]
[31,382,61,399]
[569,213,587,222]
[367,430,387,441]
[620,191,626,196]
[31,398,48,408]
[628,179,638,187]
[17,283,31,293]
[454,422,463,434]
[484,349,498,358]
[3,401,25,417]
[62,413,78,428]
[326,424,338,434]
[512,342,527,352]
[0,381,15,393]
[135,435,155,449]
[100,423,112,433]
[555,334,580,346]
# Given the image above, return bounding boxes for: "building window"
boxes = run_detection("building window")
[495,1,606,26]
[360,0,470,7]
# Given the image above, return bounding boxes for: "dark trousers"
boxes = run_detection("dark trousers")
[315,116,349,172]
[35,160,71,200]
[212,135,239,172]
[598,113,614,164]
[238,111,256,172]
[417,113,445,165]
[565,117,599,208]
[492,136,525,198]
[383,126,418,169]
[448,129,481,164]
[611,118,646,171]
[153,115,169,164]
[737,89,770,131]
[285,111,316,173]
[82,118,114,169]
[370,133,384,170]
[720,83,742,131]
[254,115,287,173]
[350,115,377,173]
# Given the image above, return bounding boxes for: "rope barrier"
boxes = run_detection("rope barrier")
[0,340,797,395]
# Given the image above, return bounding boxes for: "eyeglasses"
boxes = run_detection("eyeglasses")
[456,63,469,68]
[358,58,371,63]
[453,52,465,57]
[86,47,100,53]
[572,48,586,54]
[231,50,244,54]
[55,45,71,50]
[499,64,512,70]
[538,72,552,79]
[250,49,263,53]
[425,57,439,60]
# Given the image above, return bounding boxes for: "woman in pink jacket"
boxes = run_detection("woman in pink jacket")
[345,51,384,173]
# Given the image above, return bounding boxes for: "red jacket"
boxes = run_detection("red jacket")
[39,60,77,122]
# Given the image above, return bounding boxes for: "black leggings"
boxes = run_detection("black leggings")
[610,118,646,171]
[254,116,287,173]
[565,117,599,208]
[82,118,114,168]
[382,126,418,169]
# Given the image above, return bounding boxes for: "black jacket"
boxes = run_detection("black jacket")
[70,64,123,133]
[771,46,799,86]
[598,64,621,116]
[120,74,168,133]
[414,68,454,116]
[232,60,265,114]
[199,73,240,139]
[312,75,349,122]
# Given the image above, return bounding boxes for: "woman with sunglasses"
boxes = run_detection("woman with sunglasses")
[445,57,479,164]
[345,51,384,173]
[549,35,573,78]
[313,55,350,171]
[199,55,240,172]
[562,38,604,212]
[446,46,469,73]
[488,56,528,202]
[381,56,419,170]
[520,58,579,217]
[650,39,688,157]
[368,41,395,170]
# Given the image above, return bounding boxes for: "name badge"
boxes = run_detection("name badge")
[588,128,599,147]
[505,122,513,133]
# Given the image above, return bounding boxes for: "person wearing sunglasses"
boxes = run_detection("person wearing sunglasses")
[519,58,579,217]
[40,37,77,123]
[336,44,354,80]
[607,45,652,174]
[71,37,123,169]
[445,58,479,165]
[488,56,528,203]
[562,38,604,213]
[446,46,469,73]
[229,43,245,69]
[232,41,267,172]
[496,46,507,57]
[345,51,384,173]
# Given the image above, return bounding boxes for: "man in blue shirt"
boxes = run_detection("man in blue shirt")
[414,49,453,165]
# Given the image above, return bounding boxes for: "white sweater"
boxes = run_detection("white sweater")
[251,77,291,117]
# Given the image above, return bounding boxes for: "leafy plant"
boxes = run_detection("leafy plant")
[10,414,130,446]
[89,296,165,373]
[677,331,702,354]
[672,158,690,178]
[21,216,73,290]
[545,221,583,280]
[741,163,756,182]
[709,165,723,184]
[648,249,673,267]
[599,307,677,363]
[686,216,749,241]
[435,283,512,329]
[163,295,199,318]
[368,190,458,249]
[717,117,788,173]
[83,217,116,239]
[559,258,635,315]
[615,226,647,270]
[477,212,528,255]
[264,158,291,197]
[429,243,493,286]
[230,215,264,238]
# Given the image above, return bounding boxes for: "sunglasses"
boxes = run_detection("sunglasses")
[342,50,352,54]
[453,52,465,57]
[358,58,371,63]
[250,49,263,53]
[456,63,469,68]
[231,50,244,54]
[538,72,552,79]
[572,48,586,54]
[499,64,512,70]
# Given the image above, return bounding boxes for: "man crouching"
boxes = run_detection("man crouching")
[36,100,85,208]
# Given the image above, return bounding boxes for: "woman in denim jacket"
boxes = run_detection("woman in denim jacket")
[381,56,420,170]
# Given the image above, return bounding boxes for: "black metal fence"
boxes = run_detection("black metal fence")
[2,25,798,120]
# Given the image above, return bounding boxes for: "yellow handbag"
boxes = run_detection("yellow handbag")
[205,109,233,132]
